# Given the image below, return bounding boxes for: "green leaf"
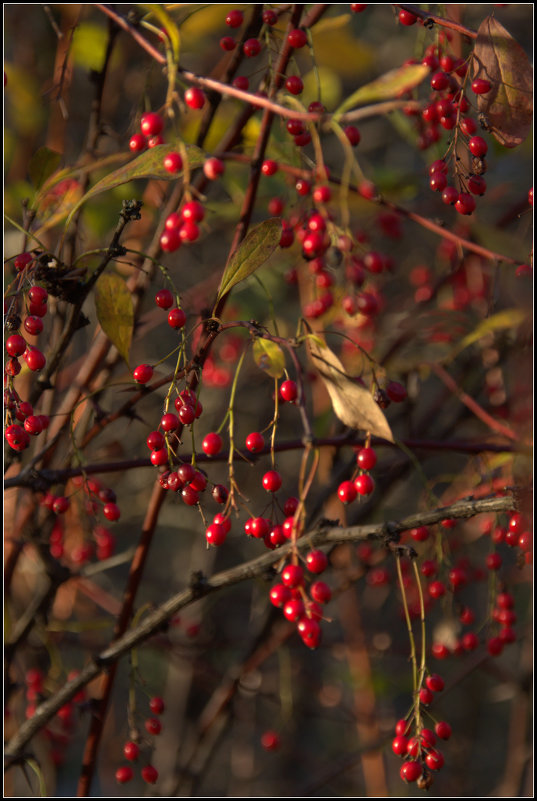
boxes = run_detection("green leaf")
[72,21,109,71]
[252,338,285,378]
[472,16,533,148]
[334,63,429,117]
[63,143,204,233]
[215,218,282,303]
[28,147,61,190]
[94,273,134,366]
[448,308,527,360]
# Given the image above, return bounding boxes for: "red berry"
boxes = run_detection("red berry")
[262,9,277,25]
[243,38,261,57]
[167,307,186,329]
[160,228,181,252]
[310,580,331,604]
[426,673,445,692]
[468,175,487,195]
[419,686,434,705]
[430,71,449,91]
[103,502,121,521]
[24,347,46,371]
[225,9,243,27]
[386,380,407,402]
[306,549,328,574]
[147,431,165,450]
[24,316,44,336]
[203,157,224,180]
[280,379,298,402]
[155,289,174,309]
[260,730,281,750]
[428,580,446,599]
[468,135,488,157]
[160,413,179,432]
[163,151,183,173]
[285,75,303,95]
[461,631,479,651]
[14,252,34,272]
[337,480,357,504]
[400,760,422,782]
[392,735,409,756]
[435,721,452,740]
[115,766,133,784]
[425,749,444,771]
[471,78,492,94]
[123,741,140,761]
[129,134,146,152]
[133,364,153,384]
[182,200,205,222]
[487,636,503,656]
[344,125,361,146]
[281,564,304,588]
[245,431,264,452]
[399,9,418,25]
[232,77,249,94]
[442,186,459,205]
[141,765,159,784]
[145,717,162,735]
[262,469,282,492]
[184,87,205,110]
[287,28,307,48]
[486,552,502,570]
[140,112,163,137]
[24,415,43,436]
[5,423,30,451]
[455,192,476,215]
[220,36,236,51]
[6,334,26,357]
[354,473,375,495]
[261,159,278,176]
[147,134,164,148]
[202,432,223,456]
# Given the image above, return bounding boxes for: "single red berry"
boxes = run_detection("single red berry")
[225,9,243,27]
[103,502,121,521]
[5,424,30,451]
[486,552,502,570]
[471,78,492,94]
[202,432,223,456]
[442,186,459,205]
[262,469,282,492]
[179,220,200,242]
[160,413,180,432]
[261,730,281,751]
[297,617,322,649]
[140,111,163,137]
[24,415,44,436]
[354,473,375,495]
[243,38,261,57]
[280,379,298,402]
[310,580,332,603]
[245,431,264,453]
[123,741,140,761]
[115,766,133,784]
[400,760,422,782]
[313,185,331,204]
[182,200,205,222]
[52,496,70,514]
[425,749,444,771]
[411,526,430,542]
[386,380,407,402]
[212,484,228,505]
[461,631,479,651]
[338,480,357,504]
[141,765,159,784]
[203,157,224,180]
[147,431,165,450]
[24,315,44,336]
[419,686,434,705]
[399,9,418,25]
[14,252,34,272]
[487,636,503,656]
[6,334,26,357]
[430,71,449,91]
[455,192,476,215]
[220,35,236,51]
[428,580,446,599]
[435,721,452,740]
[262,9,277,25]
[350,4,368,10]
[160,228,181,252]
[281,564,304,588]
[155,289,174,309]
[184,86,205,110]
[468,175,487,195]
[431,642,450,659]
[167,307,186,329]
[133,364,153,384]
[344,125,361,146]
[261,159,278,176]
[392,735,409,756]
[285,75,303,95]
[129,133,146,152]
[24,347,46,371]
[283,598,305,621]
[145,717,162,735]
[468,135,488,157]
[426,673,445,692]
[287,28,307,48]
[270,584,291,607]
[306,549,328,574]
[163,151,183,173]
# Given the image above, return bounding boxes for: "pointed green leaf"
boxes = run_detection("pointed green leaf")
[334,63,429,117]
[28,146,61,190]
[94,273,134,366]
[216,218,282,303]
[252,338,285,378]
[448,308,527,360]
[64,143,204,233]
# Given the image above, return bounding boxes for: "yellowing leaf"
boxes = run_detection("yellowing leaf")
[94,273,134,366]
[334,63,429,117]
[216,218,282,303]
[63,143,204,233]
[252,338,285,378]
[72,22,109,71]
[308,336,394,442]
[139,4,180,60]
[448,308,527,360]
[472,16,533,147]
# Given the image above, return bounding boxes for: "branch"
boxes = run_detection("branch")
[4,492,515,769]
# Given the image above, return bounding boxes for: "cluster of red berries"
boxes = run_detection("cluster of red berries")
[393,695,452,789]
[5,256,50,452]
[337,446,377,504]
[115,696,164,785]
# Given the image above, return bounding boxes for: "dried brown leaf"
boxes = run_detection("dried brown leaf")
[308,336,394,442]
[472,16,533,148]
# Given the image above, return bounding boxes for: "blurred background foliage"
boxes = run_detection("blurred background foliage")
[4,4,533,798]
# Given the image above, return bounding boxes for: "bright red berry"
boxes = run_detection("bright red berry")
[262,469,282,492]
[399,9,418,25]
[243,38,261,57]
[141,765,159,784]
[469,135,488,157]
[6,334,26,357]
[280,379,298,402]
[140,112,163,137]
[123,741,140,761]
[155,289,174,309]
[281,564,304,588]
[145,717,162,735]
[225,9,243,27]
[287,28,307,48]
[202,432,223,456]
[167,307,186,329]
[133,364,153,384]
[163,151,183,173]
[285,75,303,95]
[184,87,205,110]
[471,78,492,94]
[338,480,357,504]
[103,502,121,521]
[24,347,46,371]
[115,766,133,784]
[400,760,422,782]
[261,730,281,750]
[203,157,224,180]
[306,549,328,574]
[245,432,264,452]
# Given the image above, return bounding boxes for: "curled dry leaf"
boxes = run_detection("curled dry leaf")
[472,16,533,148]
[308,336,394,442]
